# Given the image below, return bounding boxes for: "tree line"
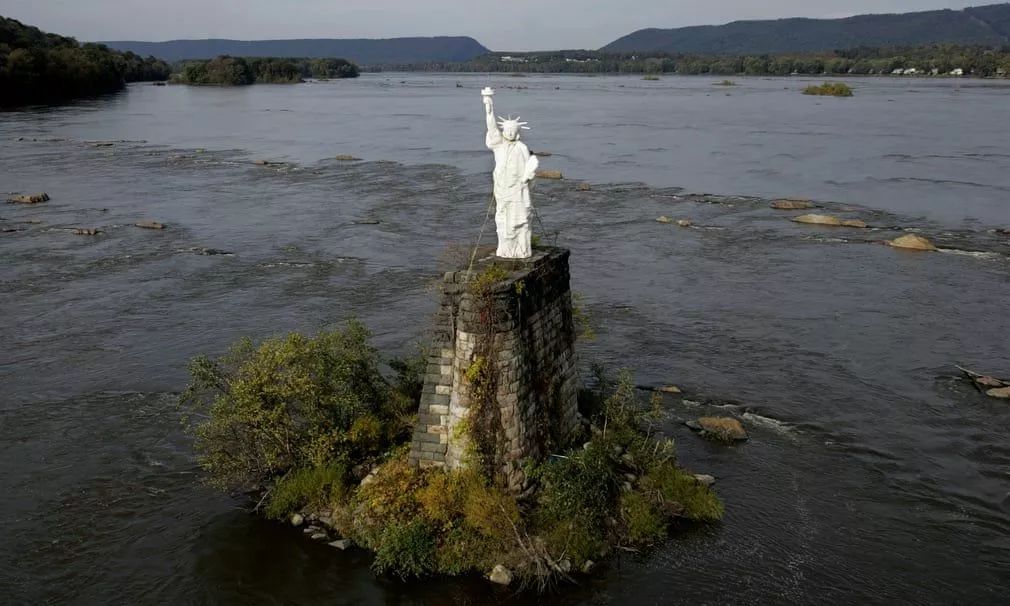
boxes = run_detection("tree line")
[1,16,170,108]
[176,56,359,85]
[379,44,1010,78]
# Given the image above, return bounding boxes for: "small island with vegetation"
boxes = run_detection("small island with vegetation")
[175,55,359,85]
[803,81,854,97]
[183,299,723,589]
[1,16,170,108]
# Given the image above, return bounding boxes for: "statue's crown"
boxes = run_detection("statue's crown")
[497,115,530,131]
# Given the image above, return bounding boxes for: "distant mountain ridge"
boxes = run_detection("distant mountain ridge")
[100,37,490,65]
[603,3,1010,54]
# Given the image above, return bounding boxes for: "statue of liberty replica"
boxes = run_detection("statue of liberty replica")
[482,87,539,259]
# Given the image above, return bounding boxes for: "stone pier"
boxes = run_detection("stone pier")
[408,247,581,493]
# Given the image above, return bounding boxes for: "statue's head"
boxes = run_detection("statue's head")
[497,116,529,142]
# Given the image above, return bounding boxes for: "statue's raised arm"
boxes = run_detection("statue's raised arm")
[482,87,503,149]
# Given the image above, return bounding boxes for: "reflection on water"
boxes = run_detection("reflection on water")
[1,77,1009,604]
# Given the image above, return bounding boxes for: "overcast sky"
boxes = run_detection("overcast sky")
[0,0,987,50]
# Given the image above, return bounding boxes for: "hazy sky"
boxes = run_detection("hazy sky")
[0,0,988,50]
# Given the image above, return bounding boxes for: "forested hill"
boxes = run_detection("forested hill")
[603,3,1010,54]
[1,16,170,108]
[101,37,490,65]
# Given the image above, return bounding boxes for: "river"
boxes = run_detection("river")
[1,74,1008,604]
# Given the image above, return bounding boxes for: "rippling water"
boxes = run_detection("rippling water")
[1,75,1009,604]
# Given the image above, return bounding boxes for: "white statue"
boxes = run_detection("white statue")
[482,87,539,259]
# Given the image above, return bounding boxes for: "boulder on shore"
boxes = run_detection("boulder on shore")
[488,564,513,586]
[7,193,50,204]
[771,199,814,210]
[535,169,563,180]
[888,234,937,251]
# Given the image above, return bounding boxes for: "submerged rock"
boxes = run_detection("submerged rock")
[693,474,716,486]
[73,228,101,236]
[987,387,1010,399]
[535,169,563,180]
[888,234,937,251]
[335,154,361,161]
[676,219,693,228]
[656,216,672,224]
[488,564,513,586]
[135,220,166,230]
[792,214,842,226]
[771,199,814,210]
[7,193,50,204]
[576,183,591,191]
[975,376,1006,388]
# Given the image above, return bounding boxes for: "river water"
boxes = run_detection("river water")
[1,74,1008,604]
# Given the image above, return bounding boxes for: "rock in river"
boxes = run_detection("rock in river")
[535,169,563,180]
[791,214,842,226]
[771,199,814,210]
[888,234,937,251]
[693,474,716,486]
[290,513,304,527]
[688,416,748,442]
[656,216,672,224]
[135,221,165,230]
[986,387,1010,399]
[7,193,50,204]
[328,539,353,550]
[335,154,361,161]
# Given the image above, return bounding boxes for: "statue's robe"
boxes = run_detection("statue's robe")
[487,128,539,259]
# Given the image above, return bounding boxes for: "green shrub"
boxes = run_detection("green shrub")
[803,81,853,97]
[532,441,619,563]
[621,491,666,544]
[373,520,438,579]
[181,321,393,492]
[264,462,348,520]
[641,461,724,522]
